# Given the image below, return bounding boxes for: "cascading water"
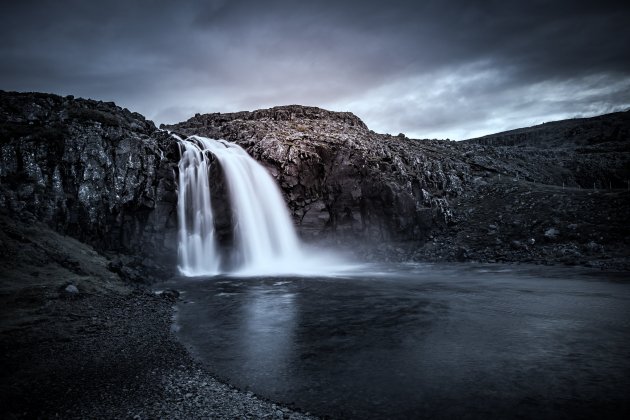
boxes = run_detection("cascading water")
[176,135,305,276]
[177,136,220,276]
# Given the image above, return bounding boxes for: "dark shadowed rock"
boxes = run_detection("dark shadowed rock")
[63,284,79,297]
[0,91,180,279]
[159,289,180,301]
[465,111,630,189]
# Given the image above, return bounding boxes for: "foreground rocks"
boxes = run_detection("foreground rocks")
[1,290,316,420]
[1,291,316,419]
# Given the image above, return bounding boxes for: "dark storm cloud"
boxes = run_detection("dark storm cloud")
[1,0,629,138]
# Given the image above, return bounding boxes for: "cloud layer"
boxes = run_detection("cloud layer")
[1,0,629,139]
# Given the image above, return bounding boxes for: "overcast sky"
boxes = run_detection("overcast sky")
[1,0,629,139]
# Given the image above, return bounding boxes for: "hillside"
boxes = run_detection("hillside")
[464,111,630,189]
[466,111,630,149]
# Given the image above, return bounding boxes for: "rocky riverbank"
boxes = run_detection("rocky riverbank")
[0,213,316,419]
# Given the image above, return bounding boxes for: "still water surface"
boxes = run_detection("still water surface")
[162,263,630,419]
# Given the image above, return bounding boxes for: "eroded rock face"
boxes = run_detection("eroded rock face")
[164,106,472,244]
[2,93,628,272]
[0,91,179,273]
[165,106,630,270]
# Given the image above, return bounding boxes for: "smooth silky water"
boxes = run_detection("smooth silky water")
[161,264,630,419]
[171,136,630,418]
[175,135,354,276]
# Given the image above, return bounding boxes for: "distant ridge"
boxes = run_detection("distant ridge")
[465,110,630,148]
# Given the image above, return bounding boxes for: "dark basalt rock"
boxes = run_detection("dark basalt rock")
[159,289,180,301]
[1,92,628,273]
[464,111,630,189]
[0,91,180,279]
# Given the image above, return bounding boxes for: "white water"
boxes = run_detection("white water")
[176,135,354,276]
[177,136,220,276]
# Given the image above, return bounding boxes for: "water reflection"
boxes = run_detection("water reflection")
[240,287,297,390]
[167,264,630,419]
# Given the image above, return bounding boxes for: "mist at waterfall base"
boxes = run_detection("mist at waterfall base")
[176,135,356,277]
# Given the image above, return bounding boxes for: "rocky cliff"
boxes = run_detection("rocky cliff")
[1,91,628,274]
[164,106,471,244]
[166,106,630,269]
[0,91,180,279]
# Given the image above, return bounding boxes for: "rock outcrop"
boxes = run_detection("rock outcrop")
[465,111,630,189]
[164,106,471,244]
[165,106,630,269]
[1,91,628,273]
[0,91,180,277]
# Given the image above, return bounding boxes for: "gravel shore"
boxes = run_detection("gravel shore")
[0,215,317,419]
[1,288,317,419]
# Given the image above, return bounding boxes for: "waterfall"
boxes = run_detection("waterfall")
[176,135,303,276]
[177,136,220,276]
